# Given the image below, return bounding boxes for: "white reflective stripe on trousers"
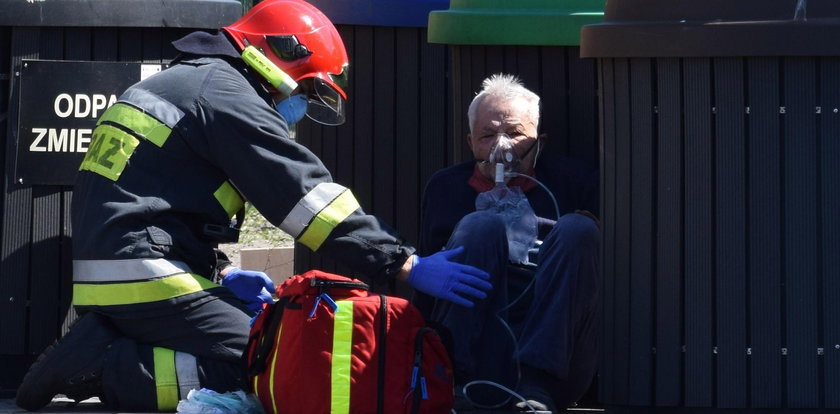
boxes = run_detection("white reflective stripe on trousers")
[73,258,193,282]
[175,351,201,400]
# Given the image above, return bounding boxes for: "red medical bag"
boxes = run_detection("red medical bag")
[246,270,454,414]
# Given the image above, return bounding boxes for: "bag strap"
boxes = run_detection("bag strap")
[248,297,289,377]
[410,327,435,414]
[376,295,387,414]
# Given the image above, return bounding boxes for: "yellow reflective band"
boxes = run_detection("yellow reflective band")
[252,374,259,403]
[252,360,260,405]
[79,124,140,181]
[268,323,283,414]
[331,301,353,414]
[153,347,179,411]
[214,181,245,218]
[280,182,348,238]
[97,103,171,147]
[72,273,218,306]
[298,190,360,251]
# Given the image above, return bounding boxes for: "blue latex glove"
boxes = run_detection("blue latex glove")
[407,246,492,307]
[221,268,275,313]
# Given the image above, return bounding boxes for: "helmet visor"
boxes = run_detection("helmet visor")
[305,77,346,126]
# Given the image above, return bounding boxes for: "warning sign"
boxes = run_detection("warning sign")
[15,60,163,185]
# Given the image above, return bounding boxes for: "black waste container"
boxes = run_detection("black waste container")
[582,0,840,410]
[292,0,450,296]
[0,0,241,394]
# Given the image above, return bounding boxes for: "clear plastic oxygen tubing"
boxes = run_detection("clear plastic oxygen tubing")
[794,0,807,21]
[460,380,544,413]
[505,171,560,222]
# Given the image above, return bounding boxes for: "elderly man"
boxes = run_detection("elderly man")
[418,74,600,412]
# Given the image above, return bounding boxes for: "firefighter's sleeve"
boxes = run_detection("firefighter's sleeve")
[199,73,414,281]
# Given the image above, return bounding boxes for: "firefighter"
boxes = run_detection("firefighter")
[15,0,491,411]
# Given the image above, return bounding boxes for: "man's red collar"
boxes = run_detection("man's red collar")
[468,164,537,193]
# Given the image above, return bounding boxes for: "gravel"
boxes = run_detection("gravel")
[218,204,294,268]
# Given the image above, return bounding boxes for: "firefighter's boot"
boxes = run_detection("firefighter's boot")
[16,312,119,411]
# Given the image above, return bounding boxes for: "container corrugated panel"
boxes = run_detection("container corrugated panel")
[293,40,601,297]
[585,1,840,409]
[597,54,840,410]
[295,0,602,299]
[293,25,449,297]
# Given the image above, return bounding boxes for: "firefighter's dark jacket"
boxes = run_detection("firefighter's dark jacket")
[71,31,414,310]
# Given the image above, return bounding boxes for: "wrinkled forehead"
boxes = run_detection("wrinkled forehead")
[476,95,536,132]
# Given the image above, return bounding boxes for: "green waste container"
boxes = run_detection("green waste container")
[429,0,603,46]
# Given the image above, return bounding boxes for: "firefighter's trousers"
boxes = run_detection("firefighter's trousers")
[83,290,252,411]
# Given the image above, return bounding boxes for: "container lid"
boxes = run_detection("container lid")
[306,0,449,27]
[0,0,242,28]
[581,0,840,57]
[428,0,604,46]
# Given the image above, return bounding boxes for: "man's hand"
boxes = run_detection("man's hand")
[405,246,492,307]
[221,268,275,313]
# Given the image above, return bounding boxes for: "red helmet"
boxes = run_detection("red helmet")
[224,0,349,125]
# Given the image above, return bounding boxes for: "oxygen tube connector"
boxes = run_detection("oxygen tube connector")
[495,163,506,185]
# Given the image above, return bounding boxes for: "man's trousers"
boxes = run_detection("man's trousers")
[428,210,601,407]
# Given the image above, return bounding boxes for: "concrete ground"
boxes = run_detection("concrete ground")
[0,401,603,413]
[0,396,152,414]
[0,396,604,413]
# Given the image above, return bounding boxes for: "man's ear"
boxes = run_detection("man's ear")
[466,133,474,150]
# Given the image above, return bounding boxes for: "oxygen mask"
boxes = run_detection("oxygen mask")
[486,133,520,182]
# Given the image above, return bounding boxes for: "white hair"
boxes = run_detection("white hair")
[467,73,541,133]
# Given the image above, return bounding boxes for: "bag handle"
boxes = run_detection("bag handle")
[309,278,370,291]
[247,297,289,377]
[249,277,368,376]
